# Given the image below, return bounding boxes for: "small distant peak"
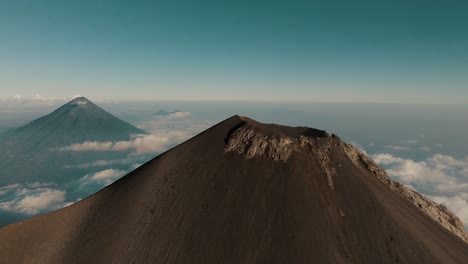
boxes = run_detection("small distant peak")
[152,109,186,116]
[71,96,88,101]
[153,110,171,116]
[69,96,91,106]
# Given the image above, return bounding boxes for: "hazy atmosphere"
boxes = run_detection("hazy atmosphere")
[1,99,467,230]
[0,1,467,263]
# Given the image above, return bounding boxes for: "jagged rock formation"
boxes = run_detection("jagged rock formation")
[0,115,467,264]
[225,117,336,189]
[226,116,468,242]
[340,142,468,243]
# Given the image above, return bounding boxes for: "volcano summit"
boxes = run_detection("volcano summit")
[0,116,466,263]
[0,97,145,185]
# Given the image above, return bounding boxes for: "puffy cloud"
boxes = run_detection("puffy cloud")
[373,153,466,186]
[56,133,181,156]
[65,156,148,169]
[166,111,191,119]
[56,114,213,156]
[443,196,468,225]
[425,195,449,204]
[25,182,57,188]
[74,100,88,106]
[34,94,51,101]
[137,114,213,135]
[420,147,431,152]
[1,112,213,220]
[80,169,127,186]
[113,134,174,155]
[373,153,468,228]
[349,141,367,154]
[57,141,114,152]
[461,168,468,177]
[372,153,404,165]
[131,163,142,170]
[133,115,214,154]
[0,183,22,196]
[400,139,418,144]
[426,195,468,230]
[67,94,82,100]
[15,190,66,214]
[72,160,113,169]
[0,96,63,110]
[0,182,70,215]
[384,145,411,151]
[427,154,467,169]
[153,110,192,119]
[88,169,125,181]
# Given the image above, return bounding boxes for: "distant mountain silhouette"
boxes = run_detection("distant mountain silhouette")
[0,97,146,185]
[1,116,466,263]
[152,109,182,116]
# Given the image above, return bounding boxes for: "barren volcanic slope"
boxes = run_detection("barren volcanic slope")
[0,116,467,263]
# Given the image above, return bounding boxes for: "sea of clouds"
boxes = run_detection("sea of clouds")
[0,99,467,231]
[0,109,213,221]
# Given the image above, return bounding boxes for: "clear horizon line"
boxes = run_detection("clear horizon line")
[1,96,467,106]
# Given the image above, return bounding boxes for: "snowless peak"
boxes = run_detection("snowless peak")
[1,115,467,263]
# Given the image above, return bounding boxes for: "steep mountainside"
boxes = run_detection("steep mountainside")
[0,116,466,263]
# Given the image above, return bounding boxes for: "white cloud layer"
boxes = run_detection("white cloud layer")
[1,113,214,220]
[56,133,185,156]
[15,190,66,214]
[65,155,147,169]
[400,139,419,144]
[80,169,127,186]
[56,113,213,157]
[166,111,192,119]
[373,153,468,229]
[420,146,432,152]
[0,182,70,215]
[384,145,411,151]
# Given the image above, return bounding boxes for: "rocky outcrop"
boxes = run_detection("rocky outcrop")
[340,142,468,243]
[224,117,336,190]
[2,115,467,263]
[224,122,299,162]
[225,117,468,243]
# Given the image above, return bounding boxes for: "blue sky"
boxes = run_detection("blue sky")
[1,0,467,102]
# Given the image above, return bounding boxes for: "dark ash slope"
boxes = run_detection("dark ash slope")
[0,116,467,263]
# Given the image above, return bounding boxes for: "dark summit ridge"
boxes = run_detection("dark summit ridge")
[237,116,330,138]
[0,116,467,263]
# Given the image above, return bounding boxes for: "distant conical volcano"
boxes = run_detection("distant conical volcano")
[0,97,146,185]
[1,116,466,263]
[6,96,145,143]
